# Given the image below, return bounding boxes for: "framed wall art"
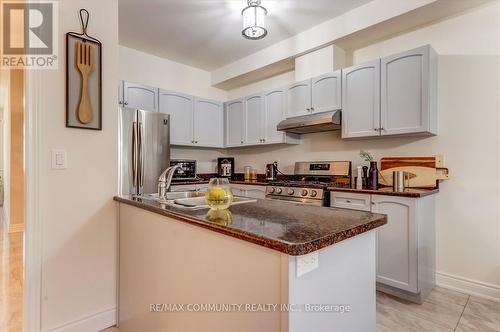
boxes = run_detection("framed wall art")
[66,9,102,130]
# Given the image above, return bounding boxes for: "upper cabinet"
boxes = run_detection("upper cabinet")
[286,70,342,118]
[159,89,223,148]
[193,98,224,148]
[380,45,437,136]
[121,81,159,112]
[342,45,437,139]
[311,70,342,113]
[225,99,245,147]
[225,89,299,148]
[286,80,311,118]
[159,90,194,146]
[342,60,381,138]
[244,94,264,145]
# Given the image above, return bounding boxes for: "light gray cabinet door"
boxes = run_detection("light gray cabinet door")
[372,195,418,293]
[342,60,381,138]
[311,70,342,113]
[263,88,286,144]
[225,99,245,147]
[123,81,159,112]
[118,81,124,106]
[381,45,432,136]
[286,79,311,118]
[159,90,194,146]
[194,98,223,148]
[244,94,264,145]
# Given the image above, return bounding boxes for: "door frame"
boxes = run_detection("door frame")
[24,68,42,330]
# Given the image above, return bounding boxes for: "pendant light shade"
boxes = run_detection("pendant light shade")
[241,0,268,40]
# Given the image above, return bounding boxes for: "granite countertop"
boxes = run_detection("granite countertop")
[327,186,439,198]
[114,196,387,256]
[171,179,268,186]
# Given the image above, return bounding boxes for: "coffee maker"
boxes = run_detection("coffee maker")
[217,158,234,179]
[266,161,278,181]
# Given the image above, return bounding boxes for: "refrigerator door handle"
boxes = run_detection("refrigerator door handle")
[132,121,138,188]
[139,122,145,188]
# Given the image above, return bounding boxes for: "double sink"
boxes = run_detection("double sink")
[135,191,256,210]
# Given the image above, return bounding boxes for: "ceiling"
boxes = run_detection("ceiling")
[119,0,373,71]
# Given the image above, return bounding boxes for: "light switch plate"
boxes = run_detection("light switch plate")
[51,149,67,169]
[296,251,319,278]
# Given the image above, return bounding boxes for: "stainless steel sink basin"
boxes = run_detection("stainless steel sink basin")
[136,191,206,202]
[134,191,256,210]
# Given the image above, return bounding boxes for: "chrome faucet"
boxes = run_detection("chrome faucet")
[158,164,182,199]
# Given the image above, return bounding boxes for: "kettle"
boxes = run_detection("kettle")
[266,161,278,181]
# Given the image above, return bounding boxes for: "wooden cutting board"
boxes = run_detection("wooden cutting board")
[379,156,449,188]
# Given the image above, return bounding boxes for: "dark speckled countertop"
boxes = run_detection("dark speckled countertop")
[114,196,387,256]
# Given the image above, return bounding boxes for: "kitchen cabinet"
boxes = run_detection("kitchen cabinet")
[193,98,224,147]
[244,94,264,145]
[225,92,299,148]
[231,184,266,199]
[330,192,371,212]
[121,81,159,112]
[286,70,342,118]
[159,90,194,146]
[371,195,418,293]
[341,60,381,138]
[380,45,437,136]
[159,91,223,148]
[286,79,311,118]
[225,99,245,147]
[330,191,436,302]
[311,70,342,113]
[342,45,437,139]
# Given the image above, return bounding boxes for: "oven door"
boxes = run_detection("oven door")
[265,195,324,207]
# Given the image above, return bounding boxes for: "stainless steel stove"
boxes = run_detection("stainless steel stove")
[265,161,351,206]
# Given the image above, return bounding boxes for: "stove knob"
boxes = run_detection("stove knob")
[276,188,283,194]
[310,190,318,197]
[268,187,275,194]
[287,189,295,195]
[301,189,308,196]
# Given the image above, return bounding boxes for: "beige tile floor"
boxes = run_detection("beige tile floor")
[102,287,500,332]
[0,220,24,332]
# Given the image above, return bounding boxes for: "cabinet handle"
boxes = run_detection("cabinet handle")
[379,127,384,131]
[263,138,266,142]
[346,200,351,203]
[374,128,379,131]
[241,140,244,144]
[311,107,315,111]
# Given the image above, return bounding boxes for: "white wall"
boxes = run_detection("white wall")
[119,46,226,101]
[221,3,500,291]
[37,1,119,330]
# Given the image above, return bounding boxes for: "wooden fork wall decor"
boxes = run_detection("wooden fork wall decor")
[76,41,93,124]
[65,9,102,130]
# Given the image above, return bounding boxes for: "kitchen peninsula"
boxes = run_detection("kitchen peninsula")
[115,196,387,332]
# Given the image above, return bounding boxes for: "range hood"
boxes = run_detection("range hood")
[277,110,341,134]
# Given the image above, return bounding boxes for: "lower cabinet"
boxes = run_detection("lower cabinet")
[371,195,418,293]
[230,184,266,199]
[330,191,436,301]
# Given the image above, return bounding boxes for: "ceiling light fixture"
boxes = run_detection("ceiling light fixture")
[241,0,268,40]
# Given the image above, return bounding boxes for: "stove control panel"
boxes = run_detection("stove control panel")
[265,186,324,200]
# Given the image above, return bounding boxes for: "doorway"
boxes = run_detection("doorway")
[0,68,25,331]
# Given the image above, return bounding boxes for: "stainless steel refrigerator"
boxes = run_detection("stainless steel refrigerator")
[119,107,170,196]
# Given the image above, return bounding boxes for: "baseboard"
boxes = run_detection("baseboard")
[42,307,117,332]
[8,223,24,233]
[436,271,500,303]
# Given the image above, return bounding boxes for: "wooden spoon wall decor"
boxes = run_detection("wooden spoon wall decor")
[76,41,93,124]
